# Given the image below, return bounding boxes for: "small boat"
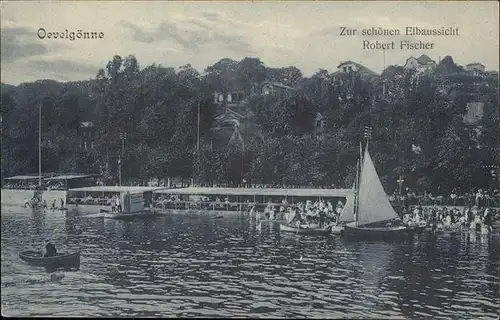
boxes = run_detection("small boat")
[51,207,68,211]
[329,225,344,235]
[343,143,424,240]
[102,209,158,220]
[280,223,331,236]
[19,250,80,269]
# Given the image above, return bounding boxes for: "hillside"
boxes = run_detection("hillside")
[1,54,498,192]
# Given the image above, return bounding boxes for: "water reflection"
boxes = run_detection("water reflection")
[1,208,499,318]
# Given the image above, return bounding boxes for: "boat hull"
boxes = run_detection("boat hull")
[344,223,422,240]
[280,223,330,236]
[101,209,159,220]
[19,250,80,269]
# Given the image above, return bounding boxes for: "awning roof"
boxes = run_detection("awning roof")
[45,174,97,181]
[153,187,353,198]
[4,175,41,180]
[68,186,168,193]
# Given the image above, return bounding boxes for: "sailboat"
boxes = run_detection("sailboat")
[343,144,425,240]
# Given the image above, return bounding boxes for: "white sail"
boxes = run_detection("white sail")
[357,148,399,225]
[339,184,355,222]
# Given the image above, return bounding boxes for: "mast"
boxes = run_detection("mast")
[38,102,42,187]
[354,141,363,223]
[354,158,360,222]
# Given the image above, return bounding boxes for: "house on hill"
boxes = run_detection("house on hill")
[463,102,485,126]
[313,112,327,141]
[210,106,262,150]
[260,80,295,101]
[466,63,486,72]
[404,54,436,72]
[335,61,378,77]
[79,121,95,151]
[213,91,246,107]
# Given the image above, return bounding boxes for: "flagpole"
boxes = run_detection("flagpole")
[118,155,121,187]
[39,102,42,187]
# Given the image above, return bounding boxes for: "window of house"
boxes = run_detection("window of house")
[348,66,352,72]
[316,120,321,127]
[91,141,94,149]
[84,142,87,150]
[218,94,224,102]
[343,67,347,72]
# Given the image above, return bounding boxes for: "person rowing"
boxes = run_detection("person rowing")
[44,242,58,258]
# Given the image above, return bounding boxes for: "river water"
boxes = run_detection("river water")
[1,205,499,318]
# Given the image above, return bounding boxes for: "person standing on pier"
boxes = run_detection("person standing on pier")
[115,195,121,213]
[483,208,493,233]
[319,209,326,228]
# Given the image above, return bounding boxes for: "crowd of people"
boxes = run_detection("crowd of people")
[3,181,66,190]
[402,205,497,234]
[390,188,500,207]
[256,199,345,229]
[24,197,65,210]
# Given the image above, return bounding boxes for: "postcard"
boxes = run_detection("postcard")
[1,1,499,319]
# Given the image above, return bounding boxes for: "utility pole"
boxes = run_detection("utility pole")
[119,132,126,186]
[197,101,201,151]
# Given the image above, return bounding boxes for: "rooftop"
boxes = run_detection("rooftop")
[80,121,94,128]
[4,175,42,181]
[466,62,485,67]
[261,81,295,91]
[45,174,99,181]
[68,186,168,193]
[337,61,378,76]
[416,54,435,65]
[153,187,353,198]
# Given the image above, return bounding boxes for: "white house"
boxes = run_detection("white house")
[337,61,378,77]
[404,54,436,72]
[466,63,486,72]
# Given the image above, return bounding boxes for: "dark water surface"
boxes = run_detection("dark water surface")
[1,205,499,318]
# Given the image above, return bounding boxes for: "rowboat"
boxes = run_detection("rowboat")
[100,208,159,220]
[19,250,80,269]
[280,223,331,236]
[50,207,68,211]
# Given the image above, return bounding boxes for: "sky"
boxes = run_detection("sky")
[1,1,499,85]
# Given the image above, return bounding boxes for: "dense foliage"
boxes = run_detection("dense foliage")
[1,55,498,193]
